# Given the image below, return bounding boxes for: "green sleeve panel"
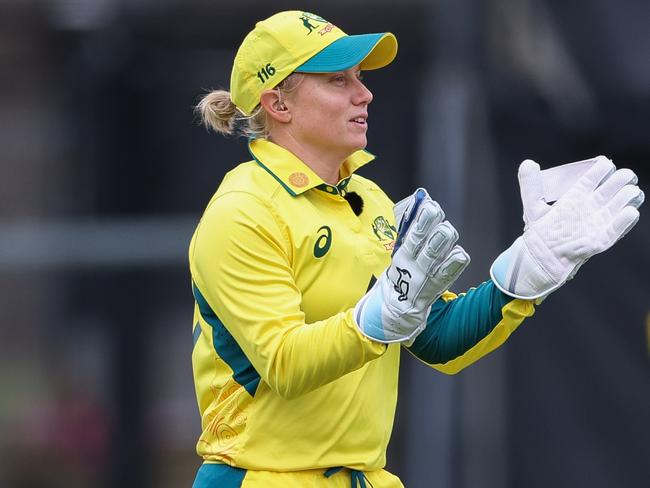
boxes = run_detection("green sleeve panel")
[407,280,534,371]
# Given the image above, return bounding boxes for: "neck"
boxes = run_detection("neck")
[269,132,349,185]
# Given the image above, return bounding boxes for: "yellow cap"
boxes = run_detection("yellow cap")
[231,11,398,115]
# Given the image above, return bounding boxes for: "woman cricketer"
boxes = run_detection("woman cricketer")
[188,10,643,488]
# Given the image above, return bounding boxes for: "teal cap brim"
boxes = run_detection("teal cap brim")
[295,32,397,73]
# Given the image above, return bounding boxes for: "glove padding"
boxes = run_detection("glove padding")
[491,156,644,300]
[355,189,471,343]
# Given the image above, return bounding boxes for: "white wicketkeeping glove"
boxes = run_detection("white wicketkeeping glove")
[355,189,471,343]
[491,156,644,300]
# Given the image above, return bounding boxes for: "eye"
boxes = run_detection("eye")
[331,74,346,84]
[356,72,364,81]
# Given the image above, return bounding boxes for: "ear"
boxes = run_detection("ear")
[259,90,291,123]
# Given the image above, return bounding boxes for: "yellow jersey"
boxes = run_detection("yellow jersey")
[188,138,534,473]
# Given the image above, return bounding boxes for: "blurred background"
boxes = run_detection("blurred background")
[0,0,648,487]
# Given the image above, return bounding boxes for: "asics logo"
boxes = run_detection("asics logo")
[313,225,332,258]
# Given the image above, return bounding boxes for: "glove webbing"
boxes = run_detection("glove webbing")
[541,158,597,203]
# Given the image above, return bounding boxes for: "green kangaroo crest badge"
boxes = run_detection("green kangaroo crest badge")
[372,216,397,251]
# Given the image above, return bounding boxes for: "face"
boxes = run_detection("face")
[284,67,373,159]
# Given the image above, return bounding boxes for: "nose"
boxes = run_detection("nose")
[353,78,373,106]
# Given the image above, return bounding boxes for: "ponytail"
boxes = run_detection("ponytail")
[196,90,238,136]
[195,73,303,139]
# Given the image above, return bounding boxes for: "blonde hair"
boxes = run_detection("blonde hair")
[196,73,304,139]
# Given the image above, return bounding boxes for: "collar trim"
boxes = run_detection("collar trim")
[248,139,375,197]
[315,176,352,196]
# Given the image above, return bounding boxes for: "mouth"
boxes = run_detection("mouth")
[350,115,368,127]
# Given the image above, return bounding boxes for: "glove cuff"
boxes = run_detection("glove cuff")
[354,277,429,344]
[490,236,564,300]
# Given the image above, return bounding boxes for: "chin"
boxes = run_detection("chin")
[351,137,368,152]
[334,136,367,157]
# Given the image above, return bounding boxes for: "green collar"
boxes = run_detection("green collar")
[248,138,375,196]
